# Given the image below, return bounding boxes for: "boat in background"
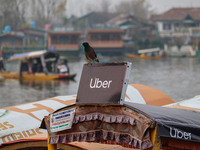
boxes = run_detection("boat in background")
[126,47,164,59]
[0,50,76,80]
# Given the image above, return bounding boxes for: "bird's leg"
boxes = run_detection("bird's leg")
[87,60,93,64]
[91,60,94,64]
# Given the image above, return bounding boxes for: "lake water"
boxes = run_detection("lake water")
[1,56,200,108]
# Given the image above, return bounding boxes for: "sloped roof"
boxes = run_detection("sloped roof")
[106,14,137,26]
[152,8,200,21]
[79,11,118,24]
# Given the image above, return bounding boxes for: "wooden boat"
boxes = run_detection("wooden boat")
[0,84,174,149]
[41,91,200,150]
[126,47,163,59]
[1,84,200,149]
[0,50,76,80]
[0,71,76,80]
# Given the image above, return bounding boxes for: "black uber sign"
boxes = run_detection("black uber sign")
[76,62,131,105]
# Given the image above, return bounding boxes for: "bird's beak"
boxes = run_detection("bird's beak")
[81,44,83,46]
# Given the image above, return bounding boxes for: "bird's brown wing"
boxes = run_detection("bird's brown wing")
[88,47,97,60]
[85,51,91,60]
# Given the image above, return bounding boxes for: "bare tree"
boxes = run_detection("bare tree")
[0,0,26,30]
[100,0,110,13]
[0,0,67,30]
[115,0,152,20]
[26,0,67,28]
[83,0,111,14]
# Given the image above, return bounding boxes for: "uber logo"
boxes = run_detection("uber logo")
[170,127,191,140]
[90,78,112,88]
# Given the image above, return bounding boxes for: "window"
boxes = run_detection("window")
[163,23,171,30]
[101,33,109,41]
[52,36,58,44]
[59,35,68,44]
[90,34,100,41]
[72,35,79,44]
[111,33,121,41]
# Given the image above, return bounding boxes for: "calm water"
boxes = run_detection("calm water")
[1,56,200,108]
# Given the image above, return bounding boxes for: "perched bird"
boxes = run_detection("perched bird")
[81,42,99,64]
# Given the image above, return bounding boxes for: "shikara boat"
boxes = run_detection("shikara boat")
[1,84,200,149]
[42,95,200,150]
[126,48,163,59]
[0,50,76,80]
[0,84,174,150]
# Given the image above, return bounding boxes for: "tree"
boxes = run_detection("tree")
[0,0,26,30]
[115,0,152,20]
[0,0,67,30]
[100,0,110,13]
[82,0,111,16]
[28,0,67,28]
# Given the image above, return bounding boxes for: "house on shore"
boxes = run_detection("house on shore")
[151,7,200,57]
[87,29,124,55]
[152,8,200,38]
[107,14,157,51]
[47,31,81,55]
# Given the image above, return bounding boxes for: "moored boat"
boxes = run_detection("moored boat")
[126,47,163,59]
[0,84,174,149]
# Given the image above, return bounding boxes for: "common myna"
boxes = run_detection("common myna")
[81,42,99,64]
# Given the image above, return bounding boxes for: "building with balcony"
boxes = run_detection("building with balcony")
[152,8,200,38]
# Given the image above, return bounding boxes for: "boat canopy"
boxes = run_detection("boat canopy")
[8,50,47,61]
[165,95,200,111]
[138,48,160,54]
[124,101,200,143]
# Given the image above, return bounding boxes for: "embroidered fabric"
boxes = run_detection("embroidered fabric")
[73,113,135,125]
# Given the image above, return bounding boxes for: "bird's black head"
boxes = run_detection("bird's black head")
[81,42,89,48]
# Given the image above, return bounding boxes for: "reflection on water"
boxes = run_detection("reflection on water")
[1,57,200,108]
[0,60,83,108]
[19,79,71,94]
